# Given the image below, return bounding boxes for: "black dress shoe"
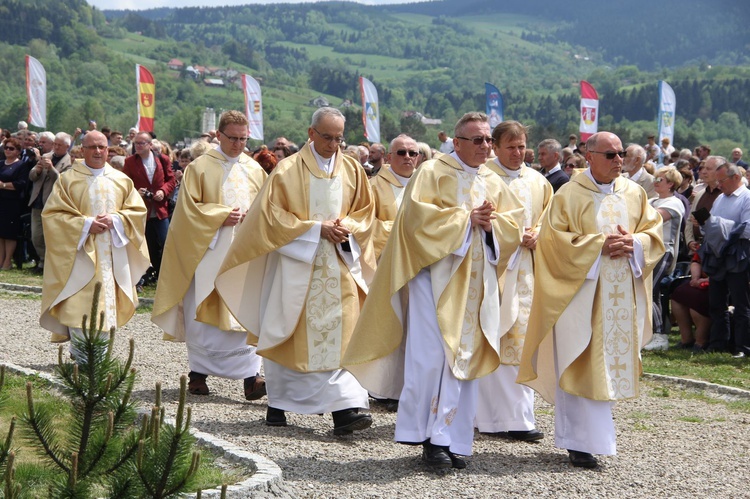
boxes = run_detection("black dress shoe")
[568,450,598,469]
[187,371,209,395]
[446,450,467,469]
[332,409,372,435]
[486,429,544,442]
[266,407,287,427]
[421,442,452,469]
[243,374,267,400]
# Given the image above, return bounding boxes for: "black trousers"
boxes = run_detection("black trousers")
[708,269,750,353]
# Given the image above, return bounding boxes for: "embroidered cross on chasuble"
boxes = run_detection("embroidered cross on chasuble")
[595,192,638,399]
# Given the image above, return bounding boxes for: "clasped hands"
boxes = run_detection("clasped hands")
[470,200,496,232]
[89,213,114,234]
[321,219,350,244]
[223,207,247,226]
[602,224,634,259]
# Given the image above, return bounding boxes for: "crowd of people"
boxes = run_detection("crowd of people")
[1,108,748,472]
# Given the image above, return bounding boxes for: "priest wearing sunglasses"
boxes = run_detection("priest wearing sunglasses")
[345,112,525,470]
[369,134,420,260]
[518,131,665,469]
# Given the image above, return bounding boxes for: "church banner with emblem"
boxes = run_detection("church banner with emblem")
[657,81,676,148]
[579,80,598,141]
[485,82,504,129]
[136,64,155,132]
[360,77,380,144]
[242,74,264,141]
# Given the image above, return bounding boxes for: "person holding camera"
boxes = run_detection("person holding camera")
[123,132,176,288]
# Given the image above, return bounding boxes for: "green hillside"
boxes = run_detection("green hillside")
[0,0,748,154]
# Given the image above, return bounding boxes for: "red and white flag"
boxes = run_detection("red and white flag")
[242,74,263,141]
[26,55,46,128]
[579,80,599,141]
[136,64,155,132]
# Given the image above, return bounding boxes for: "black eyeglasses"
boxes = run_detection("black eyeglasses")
[564,162,576,168]
[396,150,419,157]
[456,136,493,145]
[590,150,626,160]
[312,127,344,144]
[219,131,248,144]
[3,147,16,151]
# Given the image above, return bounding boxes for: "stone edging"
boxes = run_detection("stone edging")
[643,372,750,401]
[1,362,284,497]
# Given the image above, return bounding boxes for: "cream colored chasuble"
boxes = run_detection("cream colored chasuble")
[430,165,501,380]
[555,185,639,400]
[194,158,255,332]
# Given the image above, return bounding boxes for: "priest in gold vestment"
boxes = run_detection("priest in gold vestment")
[370,134,419,260]
[344,113,525,469]
[152,111,268,400]
[475,121,552,443]
[40,131,150,355]
[215,107,376,435]
[518,132,665,469]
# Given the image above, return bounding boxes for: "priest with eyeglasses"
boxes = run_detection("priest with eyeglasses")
[215,107,377,436]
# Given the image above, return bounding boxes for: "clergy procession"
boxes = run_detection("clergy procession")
[10,101,750,475]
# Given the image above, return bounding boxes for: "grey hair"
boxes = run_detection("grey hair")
[537,138,561,156]
[39,131,55,142]
[55,132,72,146]
[707,155,729,171]
[717,160,740,177]
[311,107,345,127]
[679,148,693,159]
[454,112,488,138]
[417,142,432,160]
[626,144,646,165]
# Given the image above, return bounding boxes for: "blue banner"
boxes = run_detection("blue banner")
[485,83,503,129]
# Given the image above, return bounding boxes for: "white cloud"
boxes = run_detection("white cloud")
[89,0,427,11]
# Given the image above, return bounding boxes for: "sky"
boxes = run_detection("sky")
[88,0,428,12]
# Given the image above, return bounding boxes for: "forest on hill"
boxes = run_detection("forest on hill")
[0,0,748,154]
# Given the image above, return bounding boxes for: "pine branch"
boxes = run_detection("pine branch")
[23,382,69,473]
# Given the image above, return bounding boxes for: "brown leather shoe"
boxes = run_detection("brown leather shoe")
[243,375,267,401]
[188,372,209,396]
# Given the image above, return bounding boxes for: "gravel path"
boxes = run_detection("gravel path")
[2,295,750,498]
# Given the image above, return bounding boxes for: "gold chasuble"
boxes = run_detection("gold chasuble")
[152,150,267,339]
[370,167,407,259]
[343,155,525,399]
[517,174,665,404]
[215,143,376,373]
[485,161,552,365]
[40,163,150,341]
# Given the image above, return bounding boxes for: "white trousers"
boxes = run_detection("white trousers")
[554,386,616,455]
[395,270,477,456]
[183,279,261,379]
[265,360,369,414]
[475,364,536,432]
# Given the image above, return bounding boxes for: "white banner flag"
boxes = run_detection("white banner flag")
[657,81,676,147]
[579,80,598,141]
[360,77,380,143]
[26,55,46,128]
[242,74,263,141]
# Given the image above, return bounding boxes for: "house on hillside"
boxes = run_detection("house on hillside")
[403,111,442,126]
[185,66,200,79]
[204,78,225,87]
[310,96,330,108]
[167,58,184,70]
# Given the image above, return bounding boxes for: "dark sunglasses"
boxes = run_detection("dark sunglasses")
[590,150,626,160]
[3,147,16,151]
[456,136,493,145]
[396,150,419,157]
[564,162,576,167]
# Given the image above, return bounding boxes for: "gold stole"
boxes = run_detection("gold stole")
[306,175,344,371]
[499,174,534,365]
[444,169,490,379]
[596,193,638,399]
[88,173,118,330]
